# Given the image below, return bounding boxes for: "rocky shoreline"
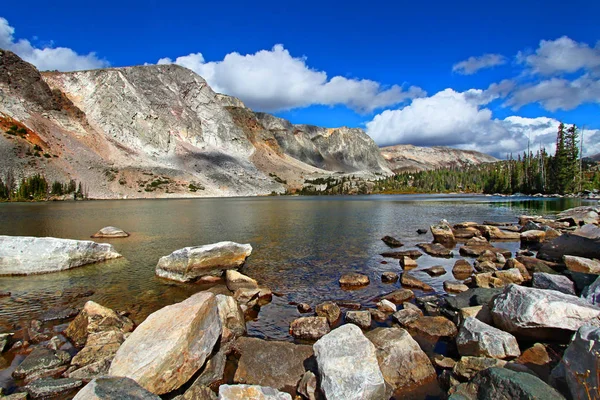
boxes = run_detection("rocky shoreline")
[0,206,599,399]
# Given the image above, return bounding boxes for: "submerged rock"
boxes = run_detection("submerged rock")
[109,292,221,394]
[218,385,291,400]
[73,376,161,399]
[381,249,423,259]
[417,243,453,258]
[0,236,122,276]
[381,235,403,248]
[456,317,520,359]
[401,273,434,291]
[155,241,252,282]
[289,317,330,340]
[381,271,399,283]
[313,324,386,400]
[424,266,446,276]
[90,226,130,238]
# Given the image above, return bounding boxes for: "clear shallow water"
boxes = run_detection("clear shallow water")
[0,194,594,340]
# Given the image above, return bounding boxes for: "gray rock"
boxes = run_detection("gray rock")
[572,223,600,239]
[392,308,423,328]
[25,377,83,399]
[109,292,221,394]
[12,348,71,382]
[73,376,161,399]
[537,233,600,263]
[491,284,600,340]
[313,324,386,400]
[457,317,521,359]
[445,288,504,311]
[218,384,291,400]
[156,242,252,282]
[91,226,129,238]
[417,243,454,258]
[532,272,576,295]
[557,206,599,226]
[289,317,330,340]
[216,294,246,341]
[345,310,371,329]
[583,275,600,305]
[366,327,436,391]
[0,236,122,276]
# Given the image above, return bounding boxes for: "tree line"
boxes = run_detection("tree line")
[0,171,88,201]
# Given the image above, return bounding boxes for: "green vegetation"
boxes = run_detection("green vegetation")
[5,125,27,137]
[269,173,287,184]
[0,172,84,201]
[188,183,204,192]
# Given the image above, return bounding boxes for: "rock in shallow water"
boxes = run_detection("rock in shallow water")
[315,301,341,325]
[339,273,370,287]
[345,310,372,329]
[0,236,122,276]
[73,376,160,399]
[108,291,221,394]
[289,317,330,340]
[90,226,129,238]
[155,241,252,282]
[313,324,386,400]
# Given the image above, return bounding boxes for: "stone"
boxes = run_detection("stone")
[417,243,453,258]
[0,394,28,400]
[155,241,252,282]
[109,292,221,394]
[376,299,396,313]
[315,301,341,325]
[0,333,13,353]
[400,256,418,269]
[459,245,511,258]
[444,280,469,293]
[537,233,600,263]
[369,309,387,322]
[392,308,423,327]
[474,260,497,273]
[494,268,524,284]
[0,236,122,276]
[381,235,403,248]
[366,327,436,390]
[12,348,71,382]
[225,270,258,291]
[289,317,330,340]
[216,294,246,341]
[453,356,507,381]
[557,206,600,226]
[406,316,458,339]
[453,259,473,279]
[335,301,362,310]
[434,354,457,369]
[345,310,371,329]
[564,255,600,274]
[457,317,520,359]
[218,385,291,400]
[382,289,415,304]
[583,275,600,305]
[516,343,553,382]
[381,271,399,283]
[313,324,386,400]
[297,371,317,400]
[520,230,546,245]
[552,325,600,400]
[380,250,422,259]
[532,272,576,295]
[431,221,456,247]
[459,305,493,325]
[68,330,125,379]
[517,255,559,274]
[445,288,504,311]
[520,221,542,232]
[491,284,600,340]
[90,226,129,238]
[338,273,370,287]
[449,367,566,400]
[424,266,446,276]
[233,337,314,393]
[572,223,600,239]
[73,377,161,399]
[401,273,434,291]
[25,378,83,399]
[297,303,312,313]
[40,307,80,322]
[417,228,428,234]
[65,301,134,348]
[504,258,531,280]
[480,225,521,241]
[474,272,505,288]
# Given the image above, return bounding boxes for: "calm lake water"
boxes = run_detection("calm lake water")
[0,194,594,341]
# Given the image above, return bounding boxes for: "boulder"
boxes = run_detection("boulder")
[458,305,493,325]
[313,324,386,400]
[479,225,521,241]
[445,287,504,311]
[417,243,453,258]
[459,245,511,258]
[474,260,498,273]
[289,317,330,341]
[474,272,505,289]
[520,230,546,245]
[67,330,125,379]
[516,343,553,382]
[452,356,506,381]
[339,273,370,287]
[315,301,341,325]
[552,325,600,400]
[381,236,403,248]
[65,301,134,348]
[218,385,291,400]
[366,327,436,390]
[0,236,122,275]
[430,221,456,247]
[491,284,600,340]
[449,367,565,400]
[73,377,160,400]
[583,275,600,305]
[12,348,71,382]
[381,289,415,304]
[369,309,387,322]
[90,226,129,238]
[516,255,560,274]
[380,250,422,259]
[457,317,520,359]
[25,378,83,399]
[381,271,399,283]
[233,287,272,311]
[400,256,418,269]
[444,280,469,294]
[233,337,314,393]
[406,316,458,339]
[155,242,252,282]
[453,259,474,279]
[392,308,424,328]
[572,223,600,239]
[556,206,599,226]
[424,266,446,276]
[216,294,246,341]
[532,272,576,295]
[109,292,221,394]
[537,233,600,263]
[564,255,600,274]
[376,299,396,313]
[401,273,434,291]
[225,270,258,291]
[494,268,525,285]
[345,310,371,329]
[504,258,531,280]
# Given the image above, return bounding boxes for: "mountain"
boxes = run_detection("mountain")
[380,144,498,173]
[0,50,391,198]
[590,153,600,162]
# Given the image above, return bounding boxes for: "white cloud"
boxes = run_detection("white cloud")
[452,53,506,75]
[0,17,108,71]
[366,88,600,158]
[518,36,600,75]
[156,44,425,113]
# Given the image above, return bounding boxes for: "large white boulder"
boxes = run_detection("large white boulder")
[456,317,521,359]
[313,324,386,400]
[155,241,252,282]
[108,292,221,394]
[491,284,600,340]
[0,236,122,275]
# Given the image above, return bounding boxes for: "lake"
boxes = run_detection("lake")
[0,194,594,342]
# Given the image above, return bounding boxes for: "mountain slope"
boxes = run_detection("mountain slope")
[380,144,498,172]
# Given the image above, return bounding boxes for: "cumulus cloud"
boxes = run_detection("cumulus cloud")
[366,88,600,158]
[157,45,425,112]
[517,36,600,76]
[452,53,506,75]
[0,17,108,71]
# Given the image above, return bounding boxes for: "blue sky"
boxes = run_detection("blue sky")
[1,0,599,157]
